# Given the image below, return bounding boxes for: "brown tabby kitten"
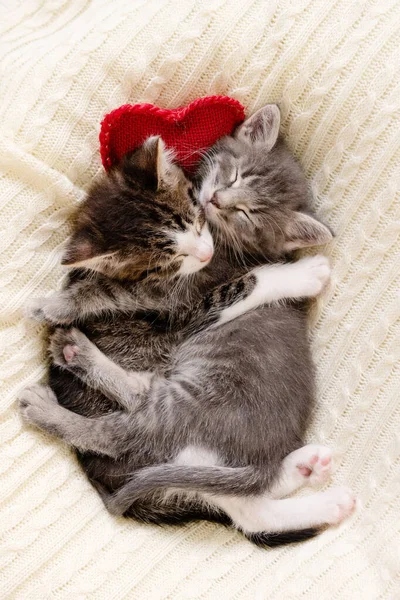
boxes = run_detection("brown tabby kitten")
[19,107,355,546]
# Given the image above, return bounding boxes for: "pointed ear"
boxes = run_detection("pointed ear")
[131,136,178,189]
[235,104,281,151]
[155,137,179,187]
[61,230,109,267]
[283,212,333,251]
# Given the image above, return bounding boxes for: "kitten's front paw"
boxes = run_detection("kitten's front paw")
[18,384,59,428]
[24,297,50,323]
[50,327,95,369]
[291,255,331,297]
[24,296,73,325]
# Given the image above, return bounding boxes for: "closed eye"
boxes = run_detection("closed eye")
[217,168,238,191]
[229,168,238,186]
[236,206,251,221]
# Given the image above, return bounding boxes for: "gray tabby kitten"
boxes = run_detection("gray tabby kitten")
[19,106,355,546]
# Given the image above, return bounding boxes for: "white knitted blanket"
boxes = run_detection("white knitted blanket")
[1,1,399,598]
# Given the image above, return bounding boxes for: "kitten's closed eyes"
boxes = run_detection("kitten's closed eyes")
[198,105,332,258]
[20,110,353,549]
[62,136,213,279]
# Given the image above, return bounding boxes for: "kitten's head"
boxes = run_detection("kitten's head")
[198,104,332,259]
[62,137,213,280]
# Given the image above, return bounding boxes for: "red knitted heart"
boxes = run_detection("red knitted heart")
[99,96,245,173]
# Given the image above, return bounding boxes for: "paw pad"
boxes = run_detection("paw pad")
[63,344,80,363]
[296,445,333,486]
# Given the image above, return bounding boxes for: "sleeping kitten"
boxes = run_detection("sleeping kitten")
[19,107,355,545]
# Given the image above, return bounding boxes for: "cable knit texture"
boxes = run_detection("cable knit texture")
[0,1,399,598]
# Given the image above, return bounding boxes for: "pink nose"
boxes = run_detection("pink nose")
[210,193,220,208]
[196,246,213,263]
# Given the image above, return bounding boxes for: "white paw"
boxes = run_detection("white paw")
[321,487,357,525]
[291,255,331,297]
[296,444,333,487]
[18,384,59,427]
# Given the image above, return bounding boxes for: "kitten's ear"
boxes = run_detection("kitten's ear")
[61,230,111,267]
[235,104,281,151]
[283,212,333,251]
[155,137,178,188]
[133,136,178,189]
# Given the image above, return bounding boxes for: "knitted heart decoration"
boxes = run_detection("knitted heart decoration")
[99,96,245,173]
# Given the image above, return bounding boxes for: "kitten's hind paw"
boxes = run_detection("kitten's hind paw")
[18,384,59,428]
[321,487,357,525]
[296,444,333,487]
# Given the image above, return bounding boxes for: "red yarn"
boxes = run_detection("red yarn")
[99,96,245,173]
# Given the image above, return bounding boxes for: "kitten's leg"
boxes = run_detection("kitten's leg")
[24,280,134,325]
[269,444,333,498]
[18,384,130,457]
[211,487,356,535]
[214,255,331,327]
[50,328,152,411]
[18,375,177,456]
[186,255,331,334]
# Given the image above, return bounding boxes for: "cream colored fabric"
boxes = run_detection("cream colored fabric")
[1,1,399,598]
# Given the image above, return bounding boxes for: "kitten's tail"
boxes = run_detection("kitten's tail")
[106,464,265,516]
[104,465,319,547]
